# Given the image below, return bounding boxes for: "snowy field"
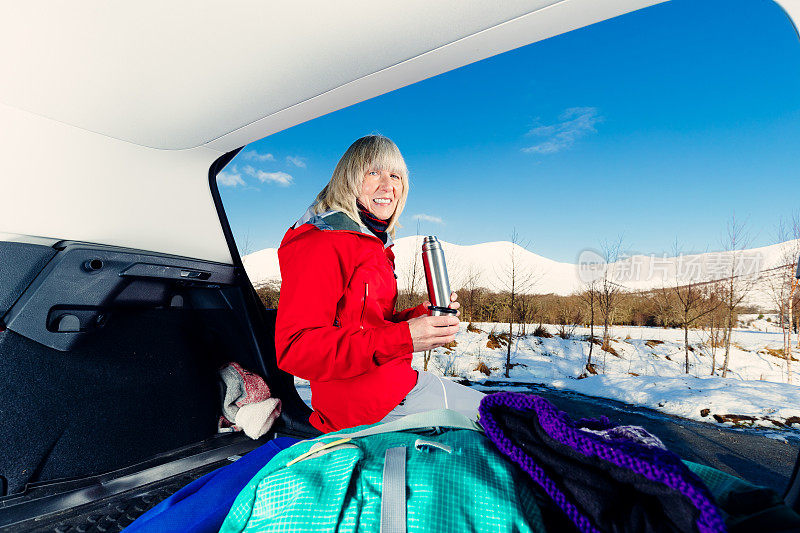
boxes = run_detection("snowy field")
[424,322,800,429]
[738,313,785,333]
[295,321,800,430]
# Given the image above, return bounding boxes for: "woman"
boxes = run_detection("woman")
[275,135,484,432]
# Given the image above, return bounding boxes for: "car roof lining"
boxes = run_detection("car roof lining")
[1,0,668,151]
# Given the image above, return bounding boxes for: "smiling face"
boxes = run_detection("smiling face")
[357,168,404,220]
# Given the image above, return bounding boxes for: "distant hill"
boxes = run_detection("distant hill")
[242,236,800,308]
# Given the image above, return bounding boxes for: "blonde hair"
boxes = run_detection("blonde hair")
[313,135,409,238]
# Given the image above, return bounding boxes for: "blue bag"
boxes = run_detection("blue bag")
[126,437,298,533]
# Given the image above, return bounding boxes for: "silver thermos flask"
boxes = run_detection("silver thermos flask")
[422,236,458,316]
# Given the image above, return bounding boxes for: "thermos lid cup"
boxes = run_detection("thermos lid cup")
[428,305,457,316]
[422,235,441,252]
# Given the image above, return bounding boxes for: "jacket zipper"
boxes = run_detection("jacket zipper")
[360,283,368,329]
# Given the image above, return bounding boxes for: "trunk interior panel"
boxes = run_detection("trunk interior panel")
[0,240,315,501]
[0,242,57,318]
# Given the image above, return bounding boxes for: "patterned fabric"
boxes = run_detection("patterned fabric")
[219,415,545,532]
[579,424,666,450]
[291,206,394,247]
[479,392,726,533]
[219,363,281,439]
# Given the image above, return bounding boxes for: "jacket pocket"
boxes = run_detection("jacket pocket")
[359,283,368,329]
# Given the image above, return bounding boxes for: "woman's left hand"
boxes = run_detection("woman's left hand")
[422,292,460,315]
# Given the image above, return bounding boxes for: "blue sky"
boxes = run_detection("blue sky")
[218,0,800,263]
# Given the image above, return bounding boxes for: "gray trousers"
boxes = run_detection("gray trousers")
[380,371,485,423]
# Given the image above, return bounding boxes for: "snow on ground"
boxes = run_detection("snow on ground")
[413,323,800,429]
[738,313,784,333]
[294,376,312,406]
[294,322,800,430]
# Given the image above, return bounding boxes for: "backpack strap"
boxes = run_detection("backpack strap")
[319,409,482,441]
[380,446,407,533]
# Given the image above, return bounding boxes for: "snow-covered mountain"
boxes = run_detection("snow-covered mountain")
[242,237,576,293]
[242,237,800,306]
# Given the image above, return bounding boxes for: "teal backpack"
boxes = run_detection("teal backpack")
[219,409,545,532]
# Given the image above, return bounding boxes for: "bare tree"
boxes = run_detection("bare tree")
[423,349,433,371]
[398,231,425,311]
[460,264,484,323]
[706,300,724,376]
[579,280,599,369]
[719,215,758,378]
[672,281,722,374]
[517,293,538,335]
[764,213,800,383]
[597,238,625,371]
[237,228,254,257]
[782,215,800,383]
[494,229,537,377]
[556,296,582,339]
[658,243,724,374]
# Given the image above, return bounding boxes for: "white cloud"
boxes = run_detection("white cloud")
[242,150,276,162]
[216,165,245,187]
[254,170,293,186]
[412,213,444,224]
[241,165,293,186]
[522,107,602,154]
[286,155,307,168]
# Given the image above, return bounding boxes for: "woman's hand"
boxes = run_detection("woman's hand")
[408,293,461,352]
[421,292,460,315]
[407,314,459,352]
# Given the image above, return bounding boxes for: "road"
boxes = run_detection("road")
[472,382,800,493]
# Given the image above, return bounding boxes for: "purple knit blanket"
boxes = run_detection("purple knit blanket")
[479,392,726,533]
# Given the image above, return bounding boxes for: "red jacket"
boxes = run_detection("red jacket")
[275,209,426,432]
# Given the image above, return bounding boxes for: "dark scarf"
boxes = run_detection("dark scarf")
[357,201,389,244]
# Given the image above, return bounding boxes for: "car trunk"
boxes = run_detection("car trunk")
[0,154,319,530]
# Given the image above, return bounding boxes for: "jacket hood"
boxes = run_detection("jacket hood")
[291,206,394,248]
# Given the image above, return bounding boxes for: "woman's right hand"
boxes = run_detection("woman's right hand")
[407,314,460,352]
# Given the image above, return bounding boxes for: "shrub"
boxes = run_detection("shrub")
[601,339,619,357]
[533,325,552,338]
[765,347,784,358]
[467,323,483,333]
[255,280,281,308]
[474,361,491,376]
[762,347,798,361]
[557,323,576,339]
[644,339,664,348]
[486,332,505,349]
